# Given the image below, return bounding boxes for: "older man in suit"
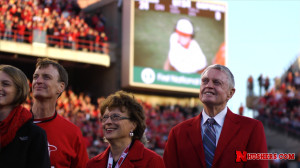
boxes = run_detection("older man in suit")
[163,64,268,168]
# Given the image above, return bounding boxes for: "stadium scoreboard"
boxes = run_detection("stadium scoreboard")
[122,0,227,95]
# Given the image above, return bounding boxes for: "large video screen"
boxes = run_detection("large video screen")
[122,0,226,94]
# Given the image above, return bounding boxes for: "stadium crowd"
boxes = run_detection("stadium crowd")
[254,68,300,138]
[0,0,108,53]
[23,85,201,158]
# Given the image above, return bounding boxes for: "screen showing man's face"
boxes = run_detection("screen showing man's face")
[177,34,192,46]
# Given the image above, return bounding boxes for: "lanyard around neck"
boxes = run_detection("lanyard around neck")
[107,144,130,168]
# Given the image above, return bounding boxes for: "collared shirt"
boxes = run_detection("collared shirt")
[201,107,227,146]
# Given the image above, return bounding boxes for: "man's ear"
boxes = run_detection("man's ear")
[227,88,235,101]
[57,82,65,94]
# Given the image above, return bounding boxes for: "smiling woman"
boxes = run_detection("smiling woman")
[0,64,50,168]
[87,90,165,168]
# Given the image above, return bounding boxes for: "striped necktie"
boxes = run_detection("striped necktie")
[203,118,216,168]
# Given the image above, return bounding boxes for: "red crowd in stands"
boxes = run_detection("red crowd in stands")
[23,86,200,158]
[255,67,300,137]
[0,0,108,54]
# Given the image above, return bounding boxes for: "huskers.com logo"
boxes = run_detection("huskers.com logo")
[236,151,295,162]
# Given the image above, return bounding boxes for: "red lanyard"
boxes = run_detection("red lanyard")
[107,145,130,168]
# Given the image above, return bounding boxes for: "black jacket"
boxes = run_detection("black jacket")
[0,120,50,168]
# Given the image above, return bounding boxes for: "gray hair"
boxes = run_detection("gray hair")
[201,64,235,89]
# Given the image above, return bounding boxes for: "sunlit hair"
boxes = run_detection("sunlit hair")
[36,58,68,90]
[201,64,235,89]
[0,65,29,106]
[100,90,146,143]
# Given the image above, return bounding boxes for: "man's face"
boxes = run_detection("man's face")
[32,65,64,100]
[177,34,192,46]
[199,69,235,108]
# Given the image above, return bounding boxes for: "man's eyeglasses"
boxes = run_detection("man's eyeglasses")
[100,114,130,122]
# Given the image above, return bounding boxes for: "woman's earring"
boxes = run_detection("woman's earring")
[129,131,134,137]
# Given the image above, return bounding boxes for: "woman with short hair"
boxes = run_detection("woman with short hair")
[87,90,165,168]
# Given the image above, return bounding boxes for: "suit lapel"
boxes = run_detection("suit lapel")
[121,159,134,168]
[213,108,240,165]
[120,140,143,168]
[187,115,206,167]
[94,147,110,167]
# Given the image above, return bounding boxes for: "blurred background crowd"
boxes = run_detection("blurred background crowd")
[250,65,300,138]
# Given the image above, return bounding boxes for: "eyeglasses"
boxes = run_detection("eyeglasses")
[100,114,130,122]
